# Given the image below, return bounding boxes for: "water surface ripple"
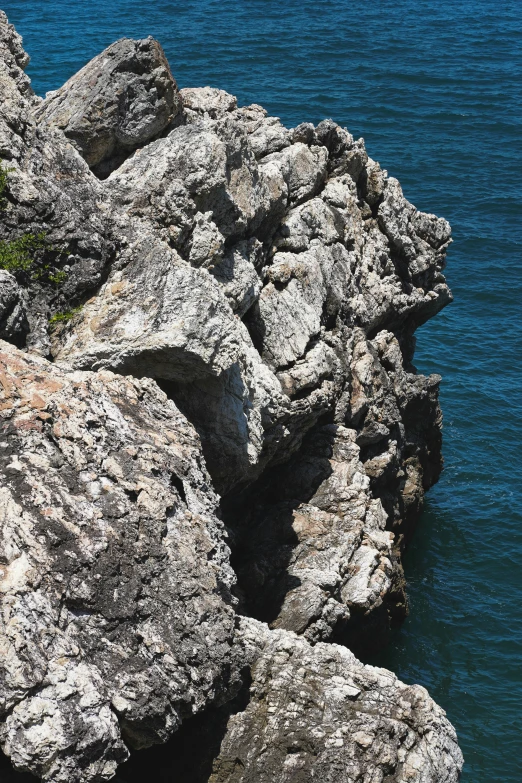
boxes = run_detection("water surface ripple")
[3,1,522,779]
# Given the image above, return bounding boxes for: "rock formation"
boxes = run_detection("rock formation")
[36,37,181,178]
[0,10,463,782]
[208,618,463,783]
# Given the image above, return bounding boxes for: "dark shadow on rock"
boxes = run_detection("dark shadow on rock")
[221,424,335,626]
[156,362,252,497]
[332,602,392,659]
[115,669,252,783]
[241,300,265,357]
[0,749,37,782]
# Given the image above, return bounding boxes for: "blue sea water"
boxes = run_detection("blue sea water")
[2,0,521,780]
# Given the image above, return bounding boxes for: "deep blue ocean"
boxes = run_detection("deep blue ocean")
[3,1,521,780]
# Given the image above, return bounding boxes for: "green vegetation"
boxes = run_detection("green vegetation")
[0,232,47,276]
[0,159,14,206]
[0,233,69,285]
[48,306,82,326]
[32,263,68,284]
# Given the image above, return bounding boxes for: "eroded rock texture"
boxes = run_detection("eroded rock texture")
[37,37,181,177]
[0,12,463,783]
[209,619,462,783]
[0,341,238,782]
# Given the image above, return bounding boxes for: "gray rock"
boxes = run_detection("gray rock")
[234,103,291,159]
[0,341,238,782]
[48,42,452,611]
[37,37,181,177]
[52,236,242,383]
[228,327,444,652]
[210,618,463,783]
[210,239,263,316]
[180,86,237,118]
[0,10,33,98]
[0,271,28,346]
[0,16,463,783]
[231,425,394,644]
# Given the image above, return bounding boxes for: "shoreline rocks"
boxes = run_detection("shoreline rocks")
[0,11,462,782]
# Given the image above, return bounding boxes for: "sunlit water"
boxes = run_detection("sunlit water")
[3,1,521,779]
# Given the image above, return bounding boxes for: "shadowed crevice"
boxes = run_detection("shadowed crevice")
[0,749,37,782]
[114,670,252,783]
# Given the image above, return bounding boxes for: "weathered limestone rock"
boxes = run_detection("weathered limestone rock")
[208,619,463,783]
[180,87,238,118]
[37,37,181,177]
[0,15,462,783]
[48,92,450,506]
[227,326,443,654]
[0,341,238,782]
[52,235,242,382]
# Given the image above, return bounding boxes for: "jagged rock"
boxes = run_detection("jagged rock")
[349,329,444,546]
[0,16,463,783]
[48,99,450,507]
[0,13,116,341]
[0,271,28,346]
[227,324,444,654]
[0,10,33,98]
[230,425,395,646]
[0,341,239,782]
[209,618,463,783]
[37,38,181,177]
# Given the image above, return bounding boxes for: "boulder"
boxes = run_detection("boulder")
[0,341,238,782]
[37,37,181,177]
[208,619,463,783]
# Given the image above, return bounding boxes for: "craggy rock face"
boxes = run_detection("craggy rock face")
[0,341,238,782]
[0,271,28,346]
[37,37,181,177]
[50,92,451,504]
[210,619,463,783]
[0,13,463,783]
[0,12,116,356]
[228,328,444,653]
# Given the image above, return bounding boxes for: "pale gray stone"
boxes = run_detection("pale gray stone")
[213,618,464,783]
[0,341,238,782]
[37,37,181,176]
[180,86,237,117]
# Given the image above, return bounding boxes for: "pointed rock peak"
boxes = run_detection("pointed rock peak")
[37,36,182,177]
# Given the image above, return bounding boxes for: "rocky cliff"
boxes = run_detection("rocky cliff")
[0,10,462,782]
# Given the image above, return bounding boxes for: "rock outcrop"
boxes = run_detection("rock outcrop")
[0,11,462,783]
[0,341,239,782]
[210,618,462,783]
[37,37,181,177]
